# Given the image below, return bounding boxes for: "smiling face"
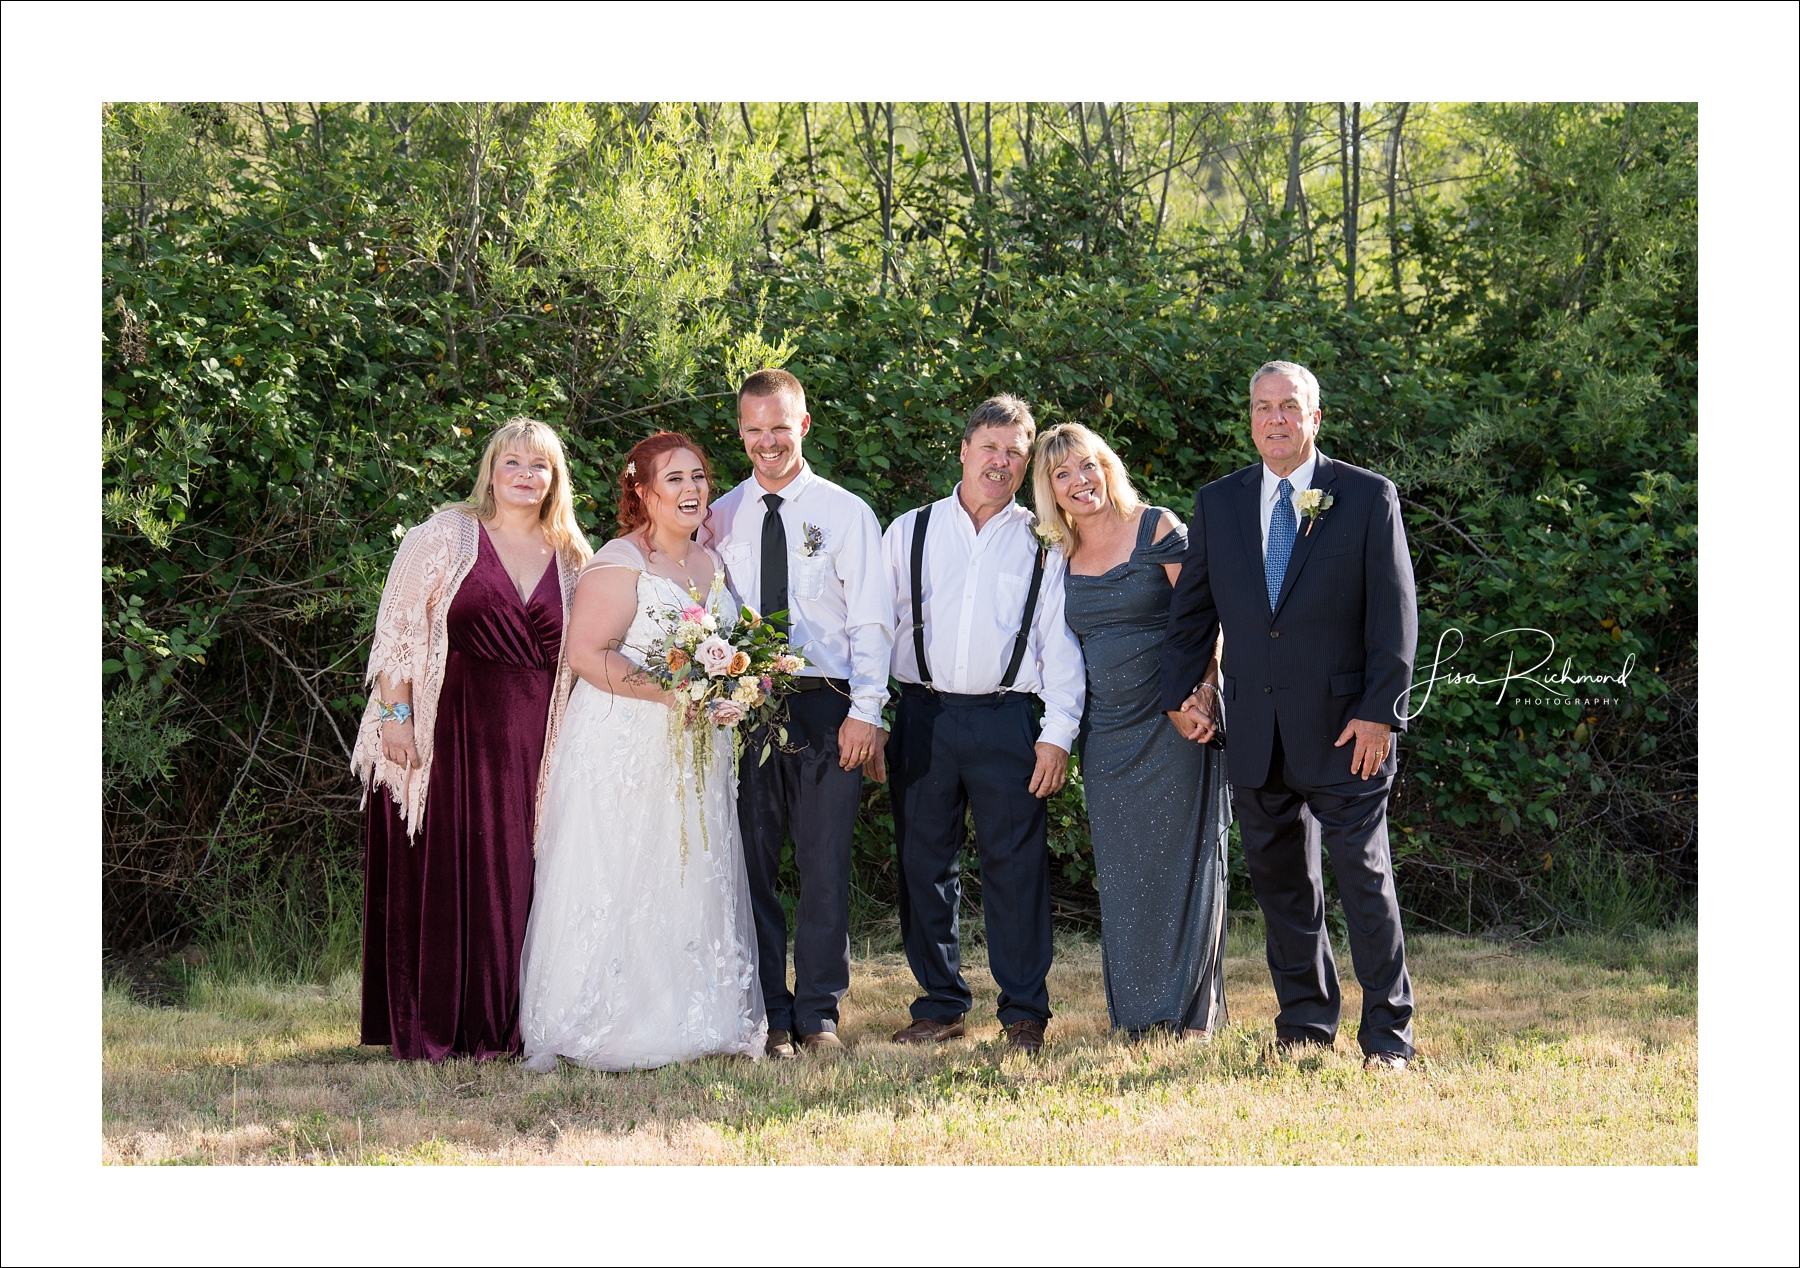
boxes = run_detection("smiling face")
[1249,370,1321,475]
[640,448,710,537]
[959,423,1031,513]
[492,446,554,512]
[737,391,810,491]
[1050,448,1110,522]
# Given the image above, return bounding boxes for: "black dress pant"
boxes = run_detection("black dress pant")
[1236,723,1415,1058]
[737,686,862,1037]
[891,687,1053,1026]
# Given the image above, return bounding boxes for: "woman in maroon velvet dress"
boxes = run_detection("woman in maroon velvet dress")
[351,418,589,1061]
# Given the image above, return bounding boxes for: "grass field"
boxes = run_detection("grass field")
[101,919,1696,1166]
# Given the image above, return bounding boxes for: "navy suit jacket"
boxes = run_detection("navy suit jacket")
[1158,451,1418,789]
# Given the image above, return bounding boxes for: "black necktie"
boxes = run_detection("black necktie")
[760,492,788,632]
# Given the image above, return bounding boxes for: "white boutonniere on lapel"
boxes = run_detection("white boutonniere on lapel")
[1295,488,1334,536]
[1031,518,1065,550]
[799,522,826,557]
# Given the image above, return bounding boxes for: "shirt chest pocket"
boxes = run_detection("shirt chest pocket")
[720,540,755,590]
[792,549,834,600]
[993,570,1031,618]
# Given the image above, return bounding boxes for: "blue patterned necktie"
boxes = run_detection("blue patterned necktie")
[1265,477,1296,610]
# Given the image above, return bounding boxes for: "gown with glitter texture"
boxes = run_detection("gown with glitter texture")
[517,538,766,1071]
[1064,508,1231,1035]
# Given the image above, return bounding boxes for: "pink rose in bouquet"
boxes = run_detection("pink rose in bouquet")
[708,699,747,727]
[695,634,736,678]
[681,604,707,623]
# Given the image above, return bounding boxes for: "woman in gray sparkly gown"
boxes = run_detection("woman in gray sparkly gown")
[1033,424,1231,1039]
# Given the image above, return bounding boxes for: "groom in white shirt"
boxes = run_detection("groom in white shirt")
[875,395,1086,1055]
[708,369,893,1058]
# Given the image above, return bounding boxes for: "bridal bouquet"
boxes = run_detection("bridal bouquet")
[639,576,805,762]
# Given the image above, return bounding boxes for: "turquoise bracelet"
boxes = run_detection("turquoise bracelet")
[377,700,413,724]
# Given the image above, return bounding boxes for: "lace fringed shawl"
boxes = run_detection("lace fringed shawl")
[350,508,581,842]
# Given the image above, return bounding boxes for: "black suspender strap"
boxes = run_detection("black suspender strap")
[999,544,1048,690]
[910,503,933,686]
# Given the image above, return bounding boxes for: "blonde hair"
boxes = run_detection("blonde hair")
[1031,423,1141,560]
[457,417,592,568]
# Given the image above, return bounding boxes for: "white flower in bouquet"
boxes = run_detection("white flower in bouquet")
[700,613,719,632]
[695,634,736,678]
[677,620,704,643]
[732,679,762,705]
[687,680,709,702]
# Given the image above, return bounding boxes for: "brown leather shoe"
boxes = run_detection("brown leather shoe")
[1363,1051,1408,1072]
[1003,1019,1046,1055]
[766,1029,797,1060]
[800,1030,845,1055]
[891,1016,965,1044]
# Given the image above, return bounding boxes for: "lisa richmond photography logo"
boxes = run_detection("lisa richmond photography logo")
[1399,626,1636,723]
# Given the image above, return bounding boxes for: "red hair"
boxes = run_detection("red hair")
[617,431,717,534]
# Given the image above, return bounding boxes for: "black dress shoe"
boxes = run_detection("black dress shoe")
[1363,1051,1408,1071]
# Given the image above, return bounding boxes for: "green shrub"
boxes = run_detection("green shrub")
[102,102,1696,967]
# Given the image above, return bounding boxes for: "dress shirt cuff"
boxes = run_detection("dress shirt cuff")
[848,692,887,728]
[1036,719,1079,753]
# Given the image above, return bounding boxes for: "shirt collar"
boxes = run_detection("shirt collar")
[753,460,815,504]
[1262,451,1318,499]
[948,482,1032,532]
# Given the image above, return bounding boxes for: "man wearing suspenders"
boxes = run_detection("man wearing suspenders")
[873,395,1086,1054]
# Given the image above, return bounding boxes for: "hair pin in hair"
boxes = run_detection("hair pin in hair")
[624,461,637,477]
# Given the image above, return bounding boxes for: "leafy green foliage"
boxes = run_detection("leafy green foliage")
[102,102,1696,961]
[101,103,781,951]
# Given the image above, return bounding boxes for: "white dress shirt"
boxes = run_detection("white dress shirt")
[1259,451,1318,556]
[709,461,893,727]
[882,487,1086,752]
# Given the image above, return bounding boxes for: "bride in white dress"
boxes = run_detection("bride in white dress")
[519,435,766,1071]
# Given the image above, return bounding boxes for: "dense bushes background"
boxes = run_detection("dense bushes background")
[102,102,1695,971]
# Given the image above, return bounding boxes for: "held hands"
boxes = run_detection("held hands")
[1167,687,1217,744]
[1335,718,1393,780]
[380,719,421,772]
[840,717,886,774]
[1029,742,1070,799]
[860,734,889,784]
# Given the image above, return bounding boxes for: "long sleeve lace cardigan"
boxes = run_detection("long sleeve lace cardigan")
[351,507,581,842]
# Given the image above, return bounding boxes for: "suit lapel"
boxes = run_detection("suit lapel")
[1236,464,1264,583]
[1271,452,1338,620]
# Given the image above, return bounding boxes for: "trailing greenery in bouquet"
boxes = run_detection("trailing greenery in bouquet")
[639,573,806,772]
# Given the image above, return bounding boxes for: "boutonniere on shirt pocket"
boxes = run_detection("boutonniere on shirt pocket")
[1295,489,1334,536]
[799,523,827,557]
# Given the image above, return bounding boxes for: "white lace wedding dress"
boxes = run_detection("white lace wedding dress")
[519,539,766,1071]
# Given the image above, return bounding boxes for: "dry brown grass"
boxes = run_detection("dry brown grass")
[102,922,1695,1165]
